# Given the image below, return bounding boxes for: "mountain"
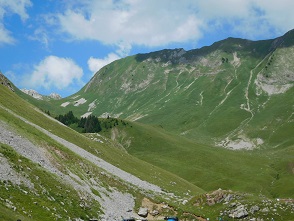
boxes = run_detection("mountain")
[43,30,294,194]
[0,77,207,221]
[21,88,62,100]
[1,30,294,220]
[52,30,294,150]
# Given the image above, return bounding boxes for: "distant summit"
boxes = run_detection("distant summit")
[21,88,62,100]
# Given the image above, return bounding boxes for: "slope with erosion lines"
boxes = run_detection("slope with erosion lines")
[29,31,294,150]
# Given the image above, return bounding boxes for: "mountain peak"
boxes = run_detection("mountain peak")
[21,88,62,100]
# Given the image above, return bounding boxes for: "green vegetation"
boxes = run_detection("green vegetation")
[54,110,130,133]
[0,143,102,220]
[1,30,294,220]
[100,121,294,199]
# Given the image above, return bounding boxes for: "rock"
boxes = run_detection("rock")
[230,202,237,208]
[261,207,270,213]
[21,89,43,100]
[138,207,148,217]
[49,93,62,99]
[229,205,248,219]
[150,209,159,216]
[207,198,215,206]
[182,199,188,205]
[250,205,260,214]
[224,194,233,202]
[0,73,14,92]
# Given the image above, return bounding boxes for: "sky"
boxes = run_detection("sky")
[0,0,293,98]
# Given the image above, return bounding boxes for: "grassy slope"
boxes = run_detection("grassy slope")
[0,85,208,220]
[10,33,293,201]
[0,85,204,197]
[18,35,293,199]
[100,120,294,199]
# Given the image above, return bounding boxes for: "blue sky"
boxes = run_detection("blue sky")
[0,0,293,98]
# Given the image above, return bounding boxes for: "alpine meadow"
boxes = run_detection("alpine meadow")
[1,30,294,221]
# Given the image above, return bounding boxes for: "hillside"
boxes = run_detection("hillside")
[1,84,293,221]
[1,30,293,220]
[0,83,206,220]
[49,30,293,149]
[38,30,294,197]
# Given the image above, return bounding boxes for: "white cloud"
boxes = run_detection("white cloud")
[26,56,83,90]
[53,0,294,50]
[0,25,14,44]
[88,53,120,74]
[28,28,50,49]
[0,0,32,44]
[56,0,204,47]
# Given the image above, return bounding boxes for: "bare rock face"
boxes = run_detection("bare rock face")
[49,92,62,100]
[0,72,14,92]
[21,88,62,100]
[21,89,43,99]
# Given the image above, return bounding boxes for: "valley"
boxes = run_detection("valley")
[1,30,293,220]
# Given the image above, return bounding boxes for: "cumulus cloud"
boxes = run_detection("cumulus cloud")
[26,56,83,90]
[88,53,120,74]
[56,0,204,47]
[0,0,32,44]
[53,0,294,49]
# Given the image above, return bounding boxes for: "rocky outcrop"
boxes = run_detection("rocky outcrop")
[0,72,14,92]
[21,88,62,100]
[49,92,62,99]
[21,89,43,99]
[193,189,294,220]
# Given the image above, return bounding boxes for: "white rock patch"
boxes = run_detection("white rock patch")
[74,98,87,106]
[61,101,70,107]
[255,79,293,95]
[217,135,264,150]
[81,112,92,118]
[88,99,97,111]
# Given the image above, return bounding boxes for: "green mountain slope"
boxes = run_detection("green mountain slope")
[98,120,294,199]
[3,30,293,220]
[40,30,293,197]
[0,83,206,220]
[51,30,293,150]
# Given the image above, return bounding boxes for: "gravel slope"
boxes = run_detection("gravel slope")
[0,105,163,220]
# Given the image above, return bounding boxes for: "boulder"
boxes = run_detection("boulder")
[229,205,248,219]
[138,207,148,217]
[250,205,260,214]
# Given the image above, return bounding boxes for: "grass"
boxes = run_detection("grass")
[0,143,102,220]
[100,120,294,199]
[10,34,293,195]
[1,32,294,220]
[0,85,204,197]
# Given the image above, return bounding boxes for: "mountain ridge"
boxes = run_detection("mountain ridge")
[51,30,294,150]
